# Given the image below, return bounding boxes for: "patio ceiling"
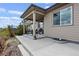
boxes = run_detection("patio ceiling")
[24,12,44,22]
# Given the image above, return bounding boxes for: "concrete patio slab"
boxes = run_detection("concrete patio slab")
[16,35,79,56]
[34,43,79,56]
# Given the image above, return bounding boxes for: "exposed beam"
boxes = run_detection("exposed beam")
[23,11,34,19]
[35,11,45,15]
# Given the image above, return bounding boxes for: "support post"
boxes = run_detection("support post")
[38,22,40,34]
[23,20,25,34]
[33,11,36,40]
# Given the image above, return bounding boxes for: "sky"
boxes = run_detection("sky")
[0,3,54,28]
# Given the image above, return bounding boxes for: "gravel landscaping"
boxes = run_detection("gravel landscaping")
[0,37,22,56]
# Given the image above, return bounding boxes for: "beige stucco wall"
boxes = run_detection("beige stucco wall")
[44,3,79,42]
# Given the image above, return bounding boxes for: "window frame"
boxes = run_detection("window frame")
[53,6,73,26]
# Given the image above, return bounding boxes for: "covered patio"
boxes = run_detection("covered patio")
[21,4,46,40]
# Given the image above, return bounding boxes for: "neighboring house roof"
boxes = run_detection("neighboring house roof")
[21,3,68,18]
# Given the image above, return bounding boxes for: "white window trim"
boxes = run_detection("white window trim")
[60,6,73,26]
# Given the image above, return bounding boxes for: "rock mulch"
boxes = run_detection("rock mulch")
[0,37,6,55]
[1,45,22,56]
[0,37,22,56]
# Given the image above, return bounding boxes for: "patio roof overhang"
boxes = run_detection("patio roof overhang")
[21,4,46,22]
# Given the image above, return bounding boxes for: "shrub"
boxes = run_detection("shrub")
[15,25,23,35]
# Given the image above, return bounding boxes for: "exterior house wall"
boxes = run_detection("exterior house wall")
[44,3,79,42]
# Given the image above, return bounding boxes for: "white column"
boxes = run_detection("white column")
[23,20,25,34]
[33,11,36,40]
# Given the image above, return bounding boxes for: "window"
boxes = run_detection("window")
[53,12,60,25]
[53,6,72,26]
[60,6,72,25]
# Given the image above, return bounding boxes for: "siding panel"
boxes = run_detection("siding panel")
[44,3,79,42]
